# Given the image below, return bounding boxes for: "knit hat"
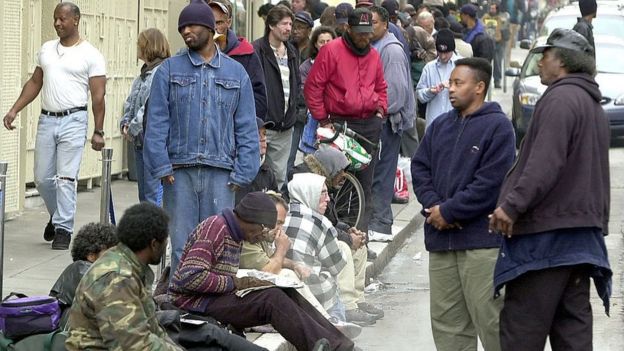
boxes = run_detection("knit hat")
[234,192,277,228]
[314,145,350,179]
[178,0,216,33]
[295,11,314,28]
[381,0,399,17]
[579,0,597,17]
[460,4,478,18]
[348,7,374,33]
[335,3,354,24]
[436,29,456,53]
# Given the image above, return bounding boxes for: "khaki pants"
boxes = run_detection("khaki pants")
[505,23,521,68]
[279,269,331,319]
[429,249,503,351]
[336,242,367,311]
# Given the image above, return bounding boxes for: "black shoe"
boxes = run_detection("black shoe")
[44,218,55,242]
[391,194,408,204]
[494,82,502,89]
[357,302,384,320]
[51,229,71,250]
[345,308,376,326]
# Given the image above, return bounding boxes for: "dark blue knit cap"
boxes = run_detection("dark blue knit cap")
[178,0,216,33]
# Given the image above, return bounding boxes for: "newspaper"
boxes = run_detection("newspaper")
[235,269,303,298]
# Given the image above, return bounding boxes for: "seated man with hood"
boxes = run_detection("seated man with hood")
[285,173,382,327]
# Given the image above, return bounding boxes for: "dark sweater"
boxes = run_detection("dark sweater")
[411,102,516,252]
[498,74,610,235]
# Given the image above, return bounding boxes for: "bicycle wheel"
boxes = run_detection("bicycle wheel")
[332,172,365,229]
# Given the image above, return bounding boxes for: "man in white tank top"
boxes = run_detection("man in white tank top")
[2,2,106,250]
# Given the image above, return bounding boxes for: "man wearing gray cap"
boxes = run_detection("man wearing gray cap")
[490,28,611,350]
[144,0,259,275]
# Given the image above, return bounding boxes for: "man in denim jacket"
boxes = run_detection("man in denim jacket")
[144,0,260,275]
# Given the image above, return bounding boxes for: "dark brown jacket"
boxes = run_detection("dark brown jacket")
[498,73,610,235]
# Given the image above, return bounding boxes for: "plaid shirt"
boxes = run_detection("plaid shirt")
[283,202,346,310]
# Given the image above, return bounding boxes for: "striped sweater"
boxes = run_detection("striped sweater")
[169,209,244,313]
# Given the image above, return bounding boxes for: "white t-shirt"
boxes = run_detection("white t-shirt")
[37,39,106,112]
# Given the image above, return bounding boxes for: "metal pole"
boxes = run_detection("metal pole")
[100,149,113,224]
[503,44,508,94]
[0,162,8,295]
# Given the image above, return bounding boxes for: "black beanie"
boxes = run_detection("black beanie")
[233,192,277,228]
[579,0,597,17]
[178,0,216,33]
[436,29,456,53]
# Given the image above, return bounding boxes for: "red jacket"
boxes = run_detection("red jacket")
[304,37,388,121]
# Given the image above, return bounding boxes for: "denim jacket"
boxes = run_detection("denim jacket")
[144,48,260,187]
[119,65,160,147]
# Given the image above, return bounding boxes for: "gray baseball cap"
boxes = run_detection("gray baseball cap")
[531,28,594,56]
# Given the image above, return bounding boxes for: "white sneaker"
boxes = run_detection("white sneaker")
[368,230,393,242]
[329,318,362,339]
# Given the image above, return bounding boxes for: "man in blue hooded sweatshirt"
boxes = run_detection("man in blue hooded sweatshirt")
[411,57,515,351]
[460,4,494,62]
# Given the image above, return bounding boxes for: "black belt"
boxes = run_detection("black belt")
[41,106,87,117]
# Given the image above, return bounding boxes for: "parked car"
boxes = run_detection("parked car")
[540,3,624,38]
[506,35,624,145]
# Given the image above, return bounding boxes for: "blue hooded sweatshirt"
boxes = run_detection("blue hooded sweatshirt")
[411,102,516,252]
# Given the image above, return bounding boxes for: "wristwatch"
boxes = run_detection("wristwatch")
[94,129,105,137]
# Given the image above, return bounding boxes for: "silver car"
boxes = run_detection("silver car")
[506,35,624,144]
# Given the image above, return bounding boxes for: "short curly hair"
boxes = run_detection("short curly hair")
[71,223,118,262]
[117,202,169,252]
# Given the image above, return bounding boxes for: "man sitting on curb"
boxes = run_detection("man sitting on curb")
[169,192,356,351]
[239,192,362,339]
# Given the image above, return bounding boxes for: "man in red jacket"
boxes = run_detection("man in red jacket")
[304,7,388,233]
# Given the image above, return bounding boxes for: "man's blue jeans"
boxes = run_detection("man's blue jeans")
[163,166,234,275]
[134,146,162,205]
[370,120,402,234]
[34,111,88,233]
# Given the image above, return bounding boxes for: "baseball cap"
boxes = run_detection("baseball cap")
[355,0,374,8]
[530,28,593,56]
[348,7,373,33]
[209,0,231,17]
[381,0,399,17]
[295,11,314,28]
[335,3,354,24]
[256,117,275,130]
[460,4,478,18]
[435,29,456,53]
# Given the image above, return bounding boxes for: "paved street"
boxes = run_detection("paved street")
[355,46,624,350]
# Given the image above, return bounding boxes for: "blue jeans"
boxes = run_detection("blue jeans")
[134,146,162,205]
[163,166,234,275]
[370,120,402,234]
[34,111,88,233]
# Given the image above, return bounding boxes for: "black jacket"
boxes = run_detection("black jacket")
[252,37,301,131]
[498,74,610,235]
[235,161,278,204]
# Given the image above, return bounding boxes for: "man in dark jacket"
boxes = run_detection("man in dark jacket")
[573,0,596,57]
[459,4,494,61]
[489,28,611,351]
[253,5,301,191]
[411,57,515,351]
[209,0,267,120]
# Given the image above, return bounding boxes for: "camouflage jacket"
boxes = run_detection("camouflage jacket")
[65,244,182,351]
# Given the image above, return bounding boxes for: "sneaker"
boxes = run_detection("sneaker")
[367,248,377,261]
[51,228,71,250]
[44,218,55,242]
[329,317,362,339]
[313,338,330,351]
[391,194,409,204]
[494,82,502,89]
[357,302,384,319]
[368,230,393,242]
[345,308,376,326]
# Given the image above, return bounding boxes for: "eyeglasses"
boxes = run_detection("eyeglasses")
[260,224,270,234]
[320,190,329,199]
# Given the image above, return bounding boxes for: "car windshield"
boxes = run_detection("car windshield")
[522,43,624,77]
[541,15,624,38]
